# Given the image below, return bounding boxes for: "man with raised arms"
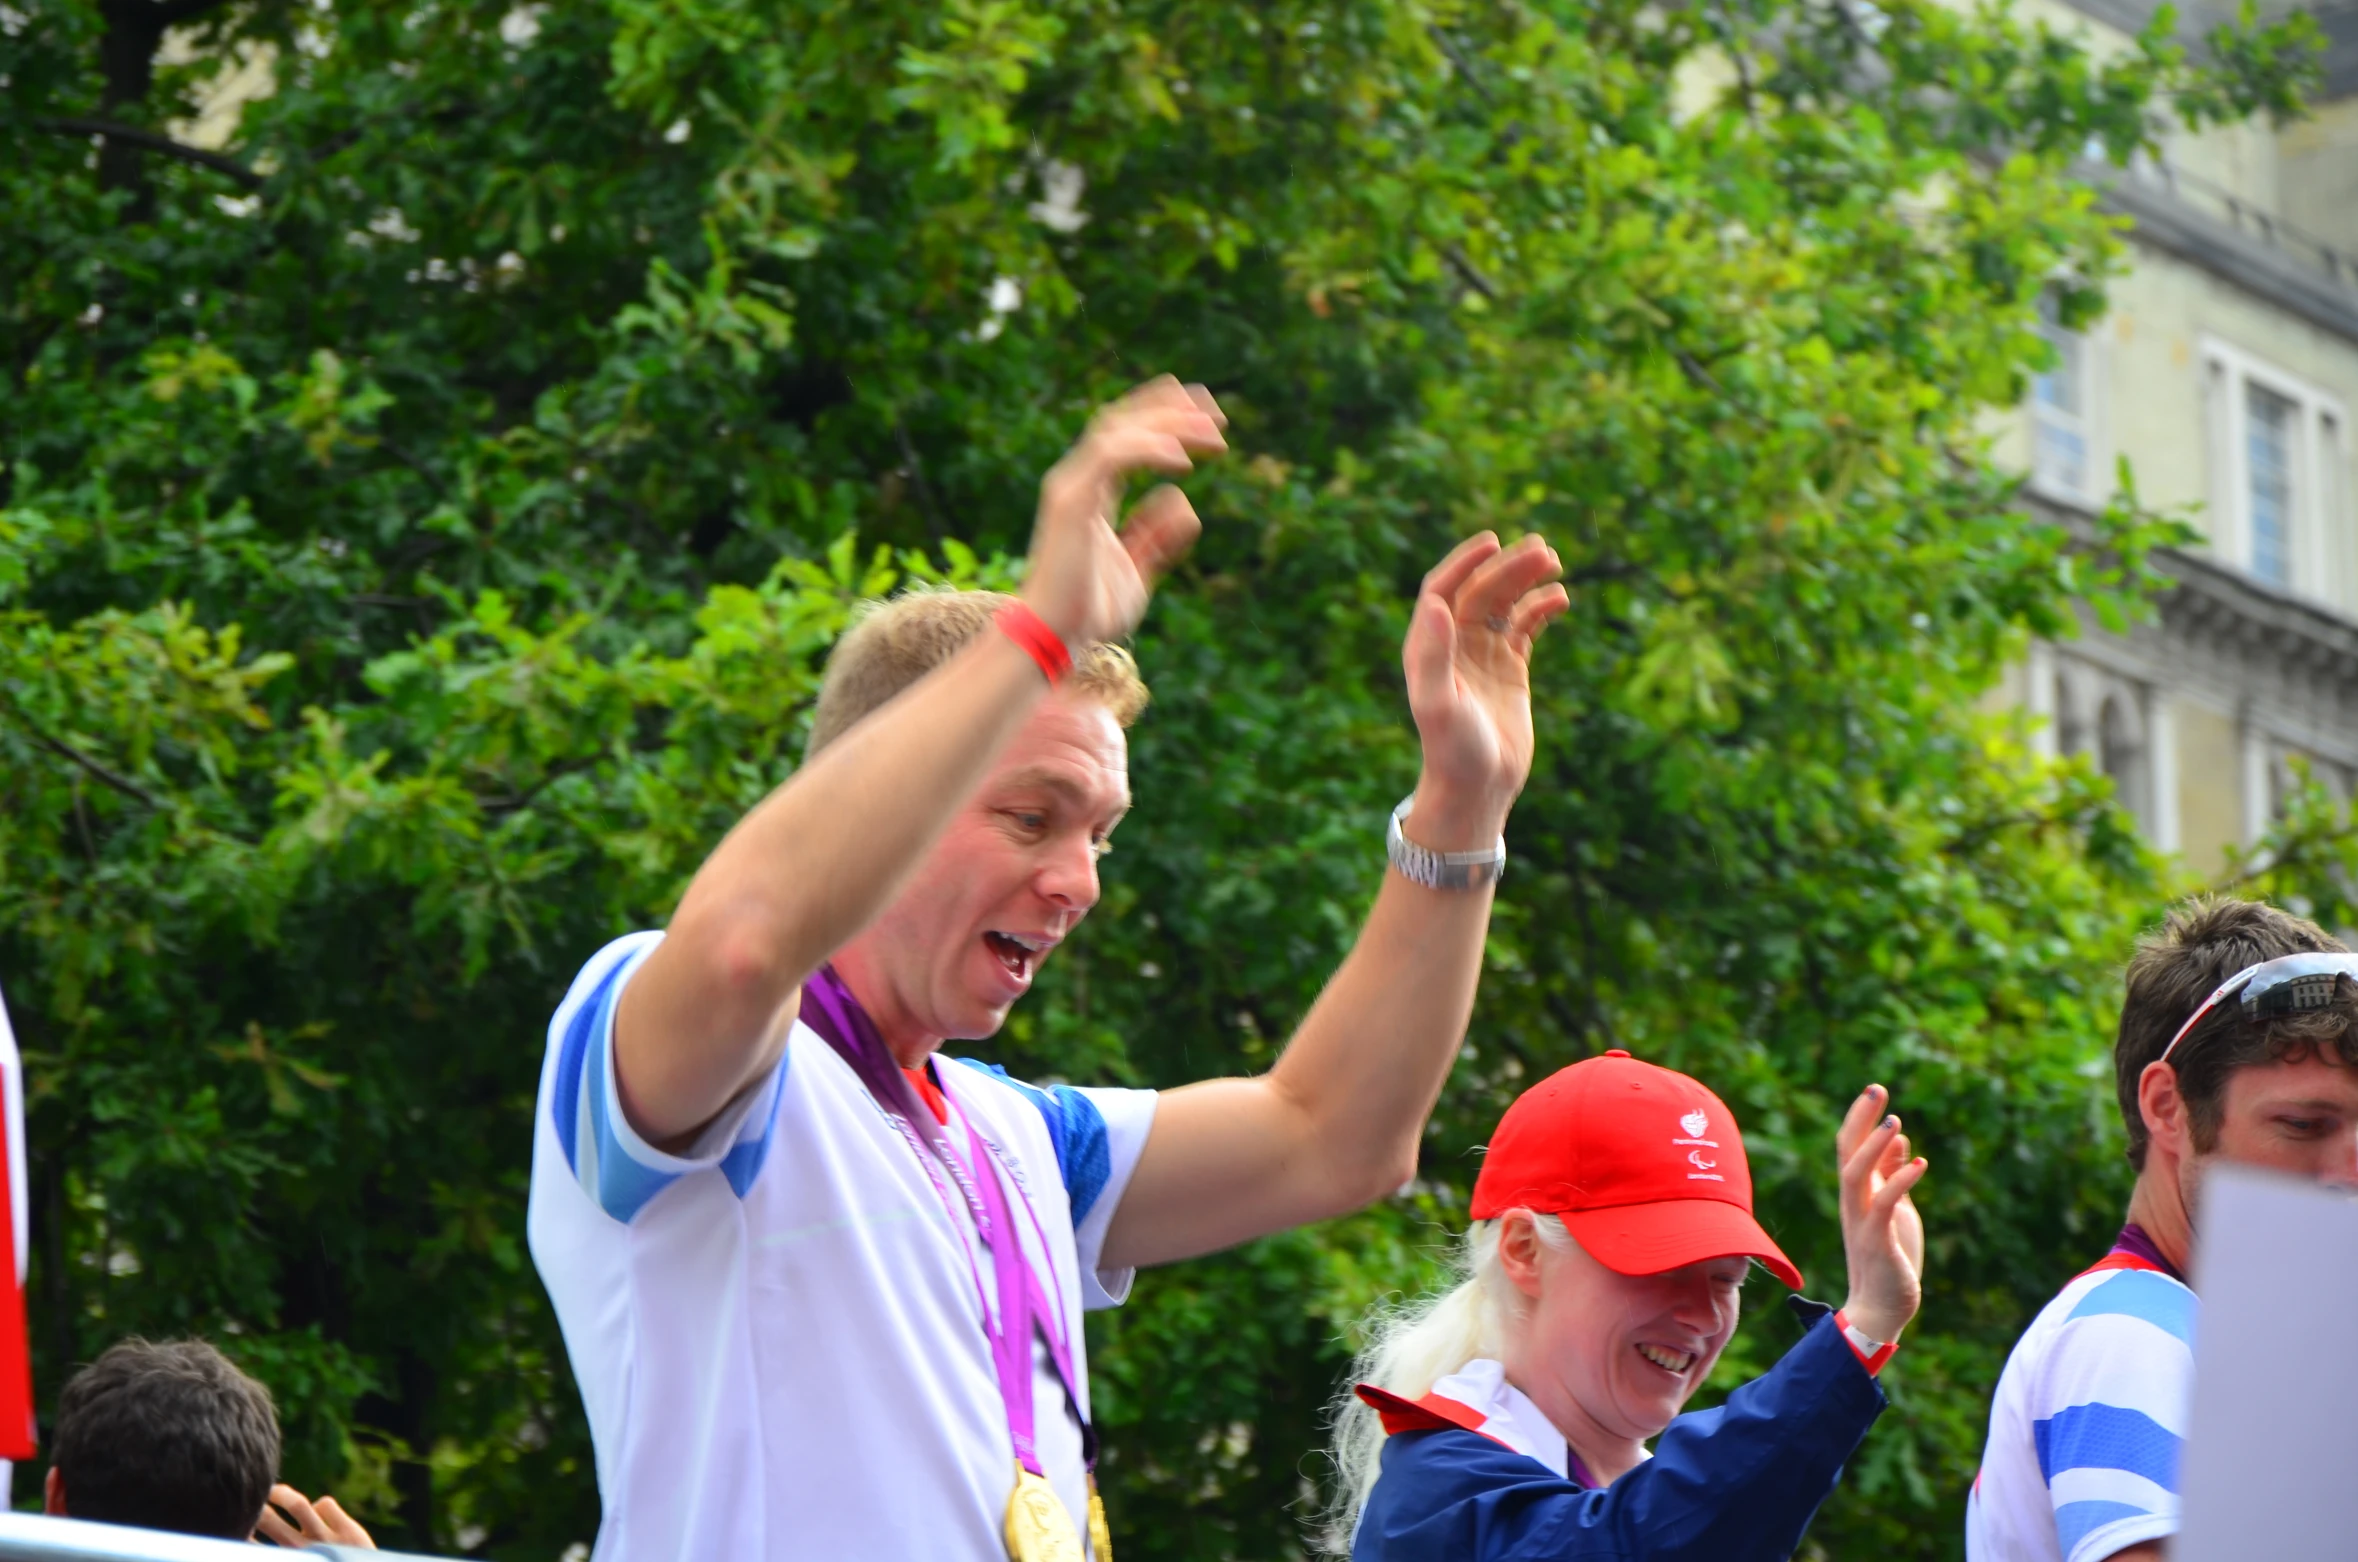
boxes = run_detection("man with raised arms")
[526,376,1571,1561]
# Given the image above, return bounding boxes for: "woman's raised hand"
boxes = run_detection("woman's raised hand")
[1836,1083,1928,1347]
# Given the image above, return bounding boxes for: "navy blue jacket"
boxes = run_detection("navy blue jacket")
[1353,1300,1886,1562]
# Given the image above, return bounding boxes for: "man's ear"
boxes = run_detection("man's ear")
[43,1465,66,1517]
[1495,1211,1546,1300]
[2139,1060,2193,1161]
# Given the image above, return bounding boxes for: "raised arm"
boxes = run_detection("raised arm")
[613,379,1226,1144]
[1103,532,1568,1269]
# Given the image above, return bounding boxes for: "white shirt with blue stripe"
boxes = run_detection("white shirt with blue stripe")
[527,932,1157,1562]
[1966,1262,2196,1562]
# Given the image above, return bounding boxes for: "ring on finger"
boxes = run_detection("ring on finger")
[1484,614,1511,634]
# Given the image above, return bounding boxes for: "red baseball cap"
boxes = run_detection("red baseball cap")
[1469,1049,1802,1289]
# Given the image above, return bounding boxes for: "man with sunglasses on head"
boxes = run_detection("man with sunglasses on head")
[1966,896,2358,1562]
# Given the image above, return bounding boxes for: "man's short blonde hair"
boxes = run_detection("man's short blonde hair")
[806,587,1150,756]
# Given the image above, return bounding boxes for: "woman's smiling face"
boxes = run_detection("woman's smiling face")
[1499,1212,1747,1447]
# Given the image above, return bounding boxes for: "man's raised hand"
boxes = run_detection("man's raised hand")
[1836,1083,1929,1348]
[1023,376,1227,649]
[254,1484,375,1549]
[1401,532,1571,847]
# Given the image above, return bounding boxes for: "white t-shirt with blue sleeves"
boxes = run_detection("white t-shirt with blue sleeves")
[1967,1262,2196,1562]
[527,931,1158,1562]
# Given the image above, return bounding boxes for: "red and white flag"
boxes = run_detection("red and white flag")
[0,986,36,1467]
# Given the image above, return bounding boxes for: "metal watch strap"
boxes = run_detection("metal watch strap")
[1385,796,1506,891]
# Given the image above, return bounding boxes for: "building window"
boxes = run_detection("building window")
[2051,662,2087,758]
[2097,693,2148,823]
[2322,406,2346,584]
[2046,656,2161,837]
[2031,297,2093,501]
[2204,340,2350,597]
[2247,382,2297,587]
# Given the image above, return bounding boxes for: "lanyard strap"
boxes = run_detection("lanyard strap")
[965,1111,1081,1469]
[800,966,1088,1473]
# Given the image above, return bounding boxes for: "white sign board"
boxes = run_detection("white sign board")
[2176,1164,2358,1560]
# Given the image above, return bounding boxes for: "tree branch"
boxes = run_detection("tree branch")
[478,754,602,817]
[152,0,240,26]
[1674,348,1772,426]
[1564,559,1646,589]
[891,413,950,544]
[378,438,455,506]
[11,717,165,810]
[1441,244,1503,304]
[1710,0,1761,119]
[30,116,264,191]
[13,316,65,394]
[1426,24,1496,103]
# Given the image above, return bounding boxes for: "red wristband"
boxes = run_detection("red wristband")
[995,602,1073,686]
[1833,1309,1898,1376]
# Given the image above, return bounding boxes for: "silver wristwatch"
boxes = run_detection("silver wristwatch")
[1385,796,1507,890]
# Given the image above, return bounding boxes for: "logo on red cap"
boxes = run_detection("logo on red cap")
[1672,1108,1722,1179]
[1467,1049,1802,1289]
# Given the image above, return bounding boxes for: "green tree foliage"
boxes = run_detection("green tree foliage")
[2227,760,2358,940]
[0,0,2330,1555]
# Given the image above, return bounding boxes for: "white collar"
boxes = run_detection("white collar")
[1426,1358,1655,1483]
[1425,1359,1571,1479]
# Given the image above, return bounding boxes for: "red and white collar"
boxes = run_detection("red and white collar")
[1355,1358,1653,1482]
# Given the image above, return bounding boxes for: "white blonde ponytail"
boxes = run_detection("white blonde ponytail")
[1320,1213,1569,1554]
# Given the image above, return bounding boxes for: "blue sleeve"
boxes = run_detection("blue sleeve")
[950,1061,1116,1222]
[546,932,787,1224]
[2033,1271,2195,1562]
[1354,1306,1886,1562]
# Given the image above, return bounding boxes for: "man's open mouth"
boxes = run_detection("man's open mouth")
[984,931,1050,980]
[1636,1343,1696,1376]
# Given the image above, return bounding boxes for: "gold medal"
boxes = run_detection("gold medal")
[1005,1463,1086,1562]
[1086,1479,1115,1562]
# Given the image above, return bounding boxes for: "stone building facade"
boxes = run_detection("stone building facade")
[1987,0,2358,878]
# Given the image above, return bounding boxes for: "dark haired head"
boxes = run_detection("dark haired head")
[2116,896,2358,1170]
[51,1338,279,1540]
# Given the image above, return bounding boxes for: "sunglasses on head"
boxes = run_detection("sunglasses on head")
[2158,952,2358,1065]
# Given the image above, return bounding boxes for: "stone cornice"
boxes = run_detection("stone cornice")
[2093,170,2358,347]
[2151,544,2358,687]
[2026,493,2358,763]
[2030,494,2358,678]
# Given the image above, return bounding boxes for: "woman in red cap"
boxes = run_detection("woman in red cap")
[1329,1049,1925,1561]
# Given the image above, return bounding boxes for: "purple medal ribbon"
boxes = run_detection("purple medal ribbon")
[968,1111,1080,1469]
[800,965,1091,1476]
